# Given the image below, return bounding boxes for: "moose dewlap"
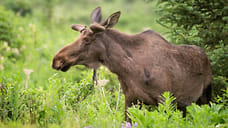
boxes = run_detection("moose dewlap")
[52,7,212,121]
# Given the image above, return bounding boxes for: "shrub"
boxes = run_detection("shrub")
[128,92,185,128]
[2,0,32,16]
[0,7,25,65]
[128,92,228,128]
[216,88,228,108]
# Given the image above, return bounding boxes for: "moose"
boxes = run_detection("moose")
[52,7,212,121]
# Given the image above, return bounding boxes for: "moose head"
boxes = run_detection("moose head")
[52,7,121,72]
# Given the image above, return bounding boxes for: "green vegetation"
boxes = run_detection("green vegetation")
[128,92,228,128]
[0,0,227,127]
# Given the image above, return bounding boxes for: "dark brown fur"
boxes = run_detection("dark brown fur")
[52,7,212,121]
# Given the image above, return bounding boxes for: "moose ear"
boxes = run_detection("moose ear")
[71,24,87,32]
[101,11,121,28]
[91,7,102,23]
[90,23,105,33]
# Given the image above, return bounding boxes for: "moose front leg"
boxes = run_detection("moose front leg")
[92,69,98,85]
[119,80,135,121]
[125,98,133,122]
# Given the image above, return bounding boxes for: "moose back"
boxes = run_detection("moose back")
[52,7,212,121]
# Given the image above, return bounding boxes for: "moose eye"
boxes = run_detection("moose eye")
[84,38,89,42]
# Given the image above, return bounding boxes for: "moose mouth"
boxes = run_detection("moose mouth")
[60,64,71,72]
[52,62,71,72]
[53,57,84,72]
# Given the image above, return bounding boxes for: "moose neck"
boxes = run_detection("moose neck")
[99,29,137,77]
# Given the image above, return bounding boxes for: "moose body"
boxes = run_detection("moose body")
[52,7,212,121]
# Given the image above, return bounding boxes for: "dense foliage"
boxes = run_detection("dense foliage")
[0,7,24,64]
[0,0,227,127]
[128,92,228,128]
[157,0,228,96]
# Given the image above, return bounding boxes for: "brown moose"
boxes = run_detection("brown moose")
[52,7,212,121]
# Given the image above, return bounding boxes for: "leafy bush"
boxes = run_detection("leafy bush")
[157,0,228,47]
[0,7,26,66]
[128,92,228,128]
[0,72,95,127]
[208,43,228,96]
[0,7,14,43]
[208,43,228,78]
[128,92,185,128]
[216,88,228,108]
[2,0,32,16]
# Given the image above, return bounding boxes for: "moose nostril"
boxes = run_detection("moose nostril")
[53,63,61,70]
[53,60,65,70]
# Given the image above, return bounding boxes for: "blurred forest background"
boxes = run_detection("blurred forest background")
[0,0,227,128]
